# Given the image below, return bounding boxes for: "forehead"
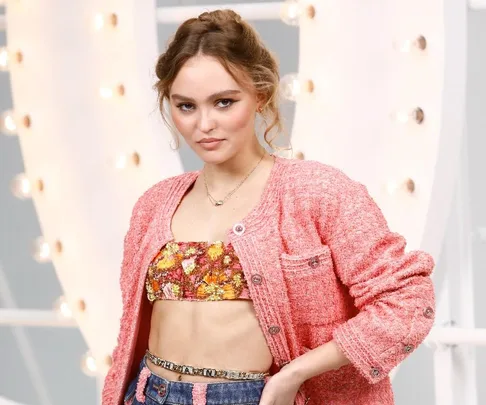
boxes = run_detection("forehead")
[170,55,251,98]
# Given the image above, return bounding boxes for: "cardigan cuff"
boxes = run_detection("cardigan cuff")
[332,321,388,385]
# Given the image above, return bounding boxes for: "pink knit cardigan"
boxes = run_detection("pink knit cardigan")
[102,156,436,405]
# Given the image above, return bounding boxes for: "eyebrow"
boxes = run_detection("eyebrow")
[170,89,242,103]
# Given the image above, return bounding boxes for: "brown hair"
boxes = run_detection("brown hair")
[153,9,286,150]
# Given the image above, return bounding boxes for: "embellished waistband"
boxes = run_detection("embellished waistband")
[145,349,269,381]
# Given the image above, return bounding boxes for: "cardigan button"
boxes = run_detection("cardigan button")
[233,223,245,236]
[308,256,319,268]
[268,326,281,335]
[370,367,381,378]
[423,306,434,319]
[403,344,414,353]
[251,274,263,285]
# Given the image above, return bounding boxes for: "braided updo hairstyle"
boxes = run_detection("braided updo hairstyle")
[154,9,284,149]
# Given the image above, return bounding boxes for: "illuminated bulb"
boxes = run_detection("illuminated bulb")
[94,12,118,30]
[1,111,31,135]
[31,238,61,263]
[99,87,114,99]
[386,178,416,195]
[32,236,52,263]
[0,47,8,71]
[0,48,23,69]
[280,0,315,26]
[392,107,424,124]
[10,173,31,199]
[81,352,98,377]
[54,296,73,319]
[114,152,140,169]
[394,35,427,53]
[115,154,128,169]
[99,84,125,99]
[280,74,314,101]
[1,110,17,135]
[94,13,104,30]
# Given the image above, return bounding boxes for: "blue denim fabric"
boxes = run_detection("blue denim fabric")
[124,357,265,405]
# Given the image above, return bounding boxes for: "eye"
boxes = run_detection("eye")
[216,98,235,109]
[176,103,194,112]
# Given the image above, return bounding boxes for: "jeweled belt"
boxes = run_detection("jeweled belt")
[145,349,269,381]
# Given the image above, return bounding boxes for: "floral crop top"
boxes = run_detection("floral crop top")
[145,240,251,302]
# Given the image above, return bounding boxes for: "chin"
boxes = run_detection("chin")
[195,147,234,165]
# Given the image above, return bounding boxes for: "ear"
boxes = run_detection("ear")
[256,93,266,112]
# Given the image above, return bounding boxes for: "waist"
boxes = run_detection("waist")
[145,349,270,382]
[125,356,266,405]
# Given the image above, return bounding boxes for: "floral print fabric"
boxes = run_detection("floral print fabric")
[146,240,251,301]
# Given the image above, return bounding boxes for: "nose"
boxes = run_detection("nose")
[197,109,216,133]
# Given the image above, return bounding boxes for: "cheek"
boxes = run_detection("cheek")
[171,111,193,136]
[224,105,255,130]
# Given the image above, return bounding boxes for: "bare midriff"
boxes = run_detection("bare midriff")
[147,299,273,383]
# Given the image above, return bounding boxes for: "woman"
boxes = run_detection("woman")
[102,9,436,405]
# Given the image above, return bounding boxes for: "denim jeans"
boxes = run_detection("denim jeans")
[124,356,265,405]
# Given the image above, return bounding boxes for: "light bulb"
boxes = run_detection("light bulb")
[99,87,114,99]
[0,47,8,71]
[54,296,73,319]
[81,352,98,377]
[94,13,105,30]
[10,173,31,199]
[391,107,424,125]
[280,74,314,101]
[1,110,17,135]
[114,152,140,169]
[114,154,128,169]
[94,12,118,30]
[280,0,315,26]
[1,111,32,135]
[394,35,427,53]
[99,84,125,99]
[32,237,52,263]
[386,178,416,195]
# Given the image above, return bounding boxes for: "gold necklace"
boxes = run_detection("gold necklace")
[203,152,266,207]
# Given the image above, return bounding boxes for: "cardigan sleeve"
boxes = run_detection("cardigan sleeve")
[321,173,436,384]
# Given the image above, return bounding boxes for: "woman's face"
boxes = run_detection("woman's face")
[169,55,260,164]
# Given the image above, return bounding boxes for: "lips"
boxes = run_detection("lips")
[198,138,224,150]
[199,138,223,143]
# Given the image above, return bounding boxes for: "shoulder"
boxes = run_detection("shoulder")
[132,171,197,215]
[277,157,360,198]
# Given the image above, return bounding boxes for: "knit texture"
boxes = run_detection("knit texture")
[192,383,208,405]
[101,156,436,405]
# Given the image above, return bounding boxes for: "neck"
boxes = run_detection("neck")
[202,144,269,191]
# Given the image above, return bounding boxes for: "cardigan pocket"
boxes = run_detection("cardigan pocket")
[280,245,339,326]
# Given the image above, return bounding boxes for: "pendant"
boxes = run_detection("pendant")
[215,200,224,206]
